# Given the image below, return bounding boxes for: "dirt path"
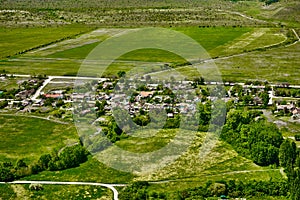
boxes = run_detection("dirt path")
[0,113,69,125]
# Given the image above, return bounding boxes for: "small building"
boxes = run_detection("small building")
[140,91,154,98]
[167,113,174,118]
[44,93,63,99]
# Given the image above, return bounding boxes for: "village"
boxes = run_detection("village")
[0,73,300,123]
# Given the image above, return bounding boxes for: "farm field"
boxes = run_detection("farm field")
[0,26,296,83]
[0,24,95,59]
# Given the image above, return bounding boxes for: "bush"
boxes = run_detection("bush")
[29,183,43,191]
[0,163,14,182]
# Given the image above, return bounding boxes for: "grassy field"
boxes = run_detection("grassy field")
[137,139,275,182]
[136,139,284,195]
[0,184,16,199]
[0,77,29,90]
[42,82,75,93]
[173,27,253,52]
[0,58,81,76]
[0,24,95,58]
[0,183,111,200]
[0,115,77,163]
[146,169,283,196]
[25,156,134,184]
[46,42,102,60]
[214,42,300,84]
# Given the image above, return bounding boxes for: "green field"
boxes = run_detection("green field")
[0,26,295,84]
[173,27,253,52]
[0,115,77,163]
[0,24,95,58]
[46,42,102,60]
[25,156,134,184]
[0,77,29,90]
[14,128,283,188]
[0,183,111,200]
[214,42,300,83]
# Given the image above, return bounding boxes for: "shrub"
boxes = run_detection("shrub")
[29,183,43,191]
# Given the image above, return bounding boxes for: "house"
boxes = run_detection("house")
[276,103,295,111]
[103,82,114,89]
[253,96,262,105]
[292,108,300,119]
[167,113,174,118]
[44,93,63,99]
[16,89,35,99]
[139,91,154,98]
[71,93,85,101]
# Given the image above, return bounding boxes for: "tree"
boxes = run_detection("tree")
[290,169,300,200]
[242,95,253,105]
[209,183,226,197]
[117,71,126,78]
[15,159,27,169]
[259,92,270,107]
[0,163,14,182]
[0,100,8,109]
[279,139,296,168]
[38,154,52,170]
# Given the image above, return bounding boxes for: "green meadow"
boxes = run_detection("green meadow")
[0,183,112,200]
[0,115,77,163]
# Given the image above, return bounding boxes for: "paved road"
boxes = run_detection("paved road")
[31,76,52,100]
[0,180,126,200]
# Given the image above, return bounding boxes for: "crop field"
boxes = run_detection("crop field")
[174,27,252,52]
[0,24,95,59]
[0,58,81,76]
[0,26,294,82]
[0,115,78,163]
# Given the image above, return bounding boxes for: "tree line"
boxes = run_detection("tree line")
[0,144,88,182]
[119,179,288,199]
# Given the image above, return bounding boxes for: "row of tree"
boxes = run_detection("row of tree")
[0,144,89,182]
